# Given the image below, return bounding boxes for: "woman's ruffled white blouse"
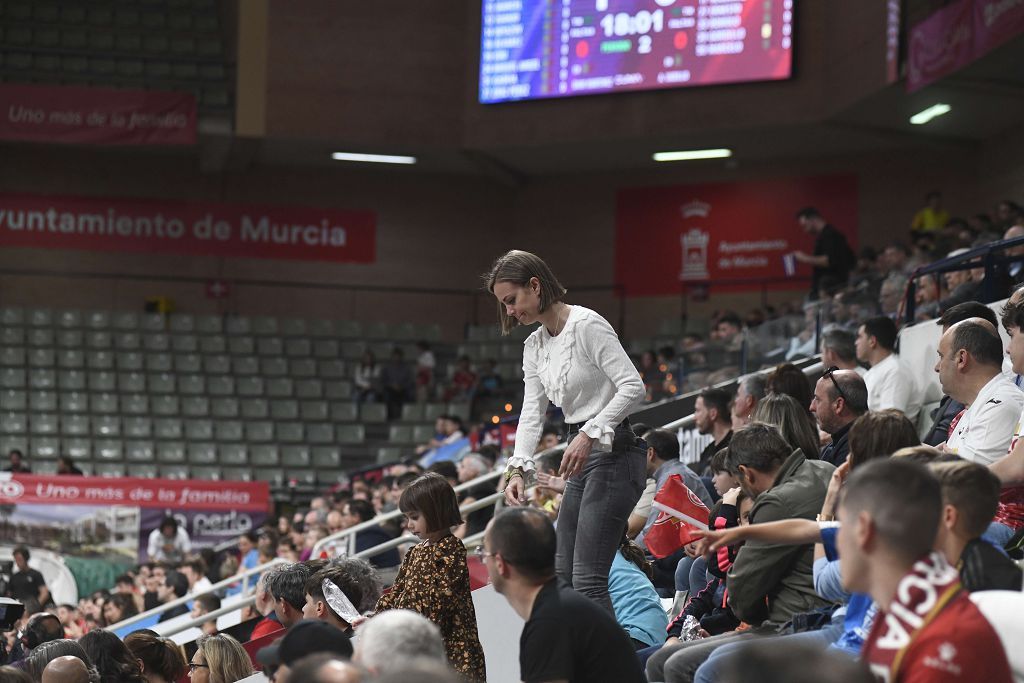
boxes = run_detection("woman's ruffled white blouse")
[507,305,644,472]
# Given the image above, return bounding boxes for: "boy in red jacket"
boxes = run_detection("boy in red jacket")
[838,459,1012,683]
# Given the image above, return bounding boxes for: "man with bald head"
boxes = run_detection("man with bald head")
[810,368,868,466]
[41,656,92,683]
[935,317,1024,464]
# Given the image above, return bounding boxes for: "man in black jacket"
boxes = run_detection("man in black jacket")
[811,368,867,466]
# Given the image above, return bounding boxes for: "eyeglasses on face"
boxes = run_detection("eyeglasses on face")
[474,546,495,561]
[189,662,210,672]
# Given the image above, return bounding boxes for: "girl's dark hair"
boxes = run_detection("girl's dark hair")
[618,539,653,581]
[104,592,138,624]
[484,250,567,335]
[847,409,921,470]
[79,629,146,683]
[124,631,187,682]
[398,472,463,532]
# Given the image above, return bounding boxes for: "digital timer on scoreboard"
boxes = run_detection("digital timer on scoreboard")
[480,0,794,104]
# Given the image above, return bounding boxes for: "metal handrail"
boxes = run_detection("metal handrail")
[158,595,258,638]
[107,557,287,632]
[319,491,507,561]
[311,469,504,558]
[904,235,1024,323]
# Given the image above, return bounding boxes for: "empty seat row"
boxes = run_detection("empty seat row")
[399,402,471,422]
[0,332,349,357]
[389,424,446,444]
[1,434,364,470]
[0,371,352,398]
[0,308,442,341]
[456,342,525,362]
[0,391,369,420]
[0,414,368,443]
[0,350,348,379]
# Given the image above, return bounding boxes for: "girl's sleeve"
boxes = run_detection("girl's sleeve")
[374,549,410,612]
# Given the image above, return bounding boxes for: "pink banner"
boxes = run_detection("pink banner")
[0,193,376,264]
[0,474,269,512]
[907,0,1024,92]
[0,84,196,145]
[907,0,974,92]
[973,0,1024,56]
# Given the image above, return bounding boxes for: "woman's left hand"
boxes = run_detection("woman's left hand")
[558,432,594,479]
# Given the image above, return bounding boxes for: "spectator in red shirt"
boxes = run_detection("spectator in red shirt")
[839,459,1012,683]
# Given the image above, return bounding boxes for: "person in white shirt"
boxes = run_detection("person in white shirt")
[856,315,922,422]
[487,250,646,615]
[936,318,1024,464]
[147,516,191,563]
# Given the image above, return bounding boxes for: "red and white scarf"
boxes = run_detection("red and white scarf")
[863,552,963,683]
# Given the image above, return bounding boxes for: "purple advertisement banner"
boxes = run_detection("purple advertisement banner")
[138,508,268,563]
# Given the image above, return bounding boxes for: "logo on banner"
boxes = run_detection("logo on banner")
[680,200,711,218]
[0,478,25,499]
[679,229,710,280]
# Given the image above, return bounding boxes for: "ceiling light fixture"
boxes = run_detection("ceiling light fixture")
[331,152,417,164]
[652,148,733,162]
[909,104,951,125]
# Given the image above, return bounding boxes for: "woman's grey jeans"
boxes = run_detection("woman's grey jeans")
[555,422,646,614]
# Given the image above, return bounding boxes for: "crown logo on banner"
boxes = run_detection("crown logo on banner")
[680,199,711,218]
[679,228,710,280]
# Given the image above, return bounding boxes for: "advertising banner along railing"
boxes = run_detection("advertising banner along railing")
[0,474,270,563]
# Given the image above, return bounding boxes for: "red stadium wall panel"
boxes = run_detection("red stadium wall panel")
[614,174,858,297]
[0,474,270,563]
[0,193,377,264]
[0,84,197,145]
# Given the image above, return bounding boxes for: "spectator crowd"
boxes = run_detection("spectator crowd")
[2,196,1024,683]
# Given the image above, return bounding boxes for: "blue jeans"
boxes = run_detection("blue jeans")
[675,555,708,594]
[985,521,1015,551]
[692,618,847,683]
[556,425,646,615]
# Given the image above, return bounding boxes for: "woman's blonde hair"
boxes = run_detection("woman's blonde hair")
[196,634,252,683]
[484,250,566,335]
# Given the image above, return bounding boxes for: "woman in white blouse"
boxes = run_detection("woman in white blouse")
[487,250,647,614]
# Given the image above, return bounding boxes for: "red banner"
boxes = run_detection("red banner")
[0,84,196,145]
[0,193,376,263]
[907,0,1024,92]
[615,175,858,297]
[0,474,269,512]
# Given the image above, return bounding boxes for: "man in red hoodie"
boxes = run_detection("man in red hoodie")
[838,458,1012,683]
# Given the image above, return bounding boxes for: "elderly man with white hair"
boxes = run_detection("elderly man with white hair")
[353,609,446,676]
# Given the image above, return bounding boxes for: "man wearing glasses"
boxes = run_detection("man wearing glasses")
[810,368,868,466]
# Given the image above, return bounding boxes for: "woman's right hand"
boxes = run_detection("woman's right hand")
[503,475,526,506]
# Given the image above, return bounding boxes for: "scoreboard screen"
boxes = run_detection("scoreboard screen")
[480,0,794,104]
